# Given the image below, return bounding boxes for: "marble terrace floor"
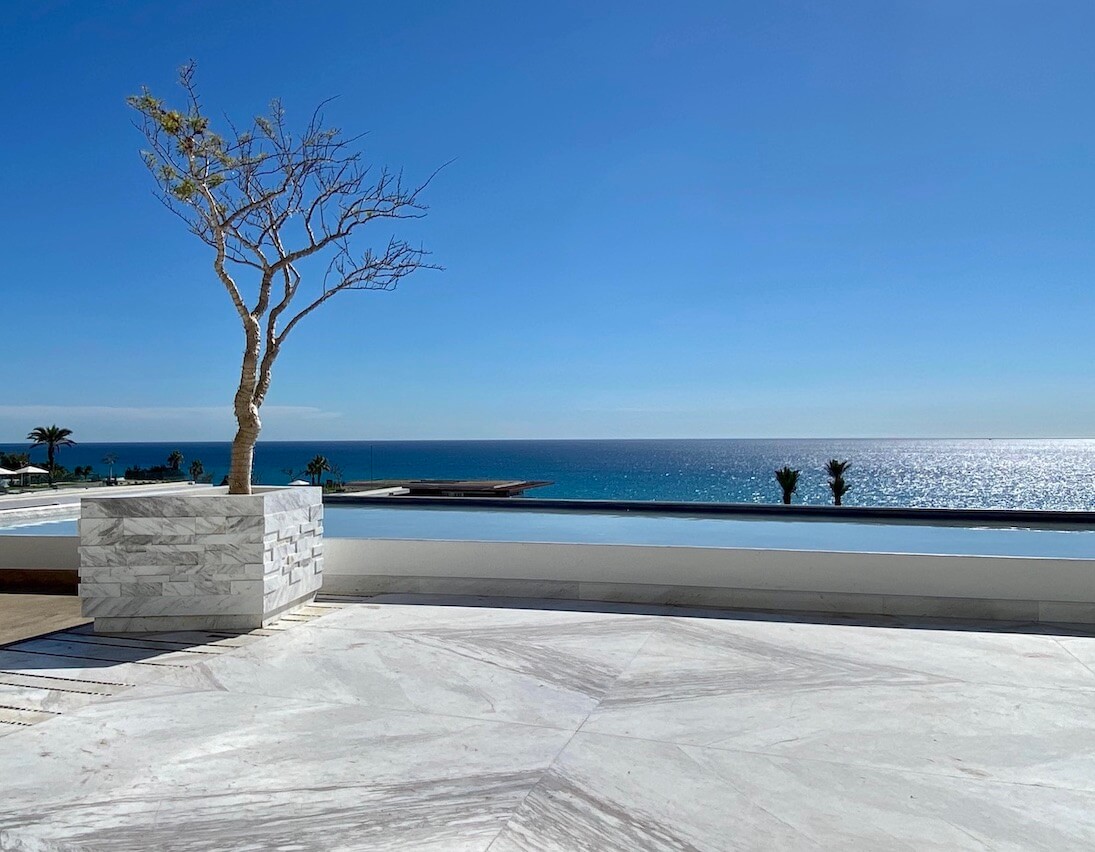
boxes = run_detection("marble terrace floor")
[2,595,1095,850]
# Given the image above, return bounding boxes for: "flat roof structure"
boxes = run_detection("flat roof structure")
[1,595,1094,849]
[342,479,554,497]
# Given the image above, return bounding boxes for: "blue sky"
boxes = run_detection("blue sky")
[2,1,1094,441]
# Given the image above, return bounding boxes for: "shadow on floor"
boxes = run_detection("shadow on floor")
[341,592,1095,638]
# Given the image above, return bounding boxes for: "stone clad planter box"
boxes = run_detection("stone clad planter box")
[79,486,323,633]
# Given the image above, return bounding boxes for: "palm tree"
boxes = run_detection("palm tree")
[189,459,204,482]
[27,425,76,485]
[305,455,331,486]
[167,450,184,471]
[102,453,118,483]
[774,466,800,505]
[825,459,851,506]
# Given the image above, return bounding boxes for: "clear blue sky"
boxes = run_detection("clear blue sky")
[3,1,1094,441]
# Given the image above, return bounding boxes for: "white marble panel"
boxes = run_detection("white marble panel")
[0,687,572,852]
[583,625,1095,790]
[84,593,264,618]
[160,610,654,729]
[80,487,322,632]
[645,613,1095,690]
[490,731,1095,850]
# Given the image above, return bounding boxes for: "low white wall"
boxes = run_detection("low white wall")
[322,538,1095,623]
[5,535,1095,623]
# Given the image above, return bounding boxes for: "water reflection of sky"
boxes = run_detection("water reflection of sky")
[3,506,1093,559]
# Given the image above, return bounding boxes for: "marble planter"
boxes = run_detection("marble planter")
[79,486,323,633]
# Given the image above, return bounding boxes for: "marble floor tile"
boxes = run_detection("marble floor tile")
[0,679,121,716]
[161,611,656,729]
[650,614,1095,690]
[586,667,1095,790]
[0,686,574,852]
[489,731,1095,851]
[1054,635,1095,672]
[577,617,1095,788]
[4,599,1094,850]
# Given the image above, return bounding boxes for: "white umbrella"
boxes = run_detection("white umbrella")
[0,467,15,477]
[12,465,49,486]
[289,479,311,486]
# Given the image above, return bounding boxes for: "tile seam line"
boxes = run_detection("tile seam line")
[1051,638,1095,682]
[0,671,131,688]
[482,625,662,851]
[573,728,1095,796]
[0,681,115,696]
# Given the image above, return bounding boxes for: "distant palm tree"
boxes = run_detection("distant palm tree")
[825,459,851,506]
[102,453,118,482]
[27,425,76,485]
[305,455,331,486]
[189,459,204,482]
[774,466,800,505]
[167,450,184,471]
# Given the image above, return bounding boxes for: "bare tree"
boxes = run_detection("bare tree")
[129,64,440,494]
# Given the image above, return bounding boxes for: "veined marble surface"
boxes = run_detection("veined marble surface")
[1,594,1095,850]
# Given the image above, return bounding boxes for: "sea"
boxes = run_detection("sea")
[3,439,1094,511]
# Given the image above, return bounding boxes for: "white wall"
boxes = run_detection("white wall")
[6,534,1095,623]
[322,538,1095,623]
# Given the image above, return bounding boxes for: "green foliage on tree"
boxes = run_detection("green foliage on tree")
[825,459,851,506]
[168,450,184,471]
[305,455,331,486]
[0,452,29,470]
[27,425,76,484]
[774,466,800,505]
[189,459,204,482]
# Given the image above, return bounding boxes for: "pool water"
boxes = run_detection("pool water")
[1,506,1093,558]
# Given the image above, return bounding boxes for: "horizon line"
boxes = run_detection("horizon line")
[2,436,1094,445]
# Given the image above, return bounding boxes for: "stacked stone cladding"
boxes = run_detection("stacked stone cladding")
[79,487,322,632]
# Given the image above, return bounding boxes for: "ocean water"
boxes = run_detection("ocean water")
[6,508,1095,557]
[3,439,1094,510]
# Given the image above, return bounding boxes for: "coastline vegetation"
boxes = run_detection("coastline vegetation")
[826,459,851,506]
[774,466,800,504]
[27,425,76,485]
[306,455,332,486]
[2,428,863,506]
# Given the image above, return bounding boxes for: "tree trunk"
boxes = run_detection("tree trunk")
[228,419,260,494]
[228,322,263,495]
[782,492,791,505]
[47,446,55,485]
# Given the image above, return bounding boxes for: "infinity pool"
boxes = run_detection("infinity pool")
[1,506,1094,558]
